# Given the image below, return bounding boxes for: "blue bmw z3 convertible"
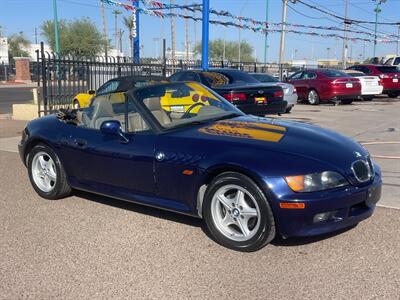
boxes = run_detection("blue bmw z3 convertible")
[19,81,382,251]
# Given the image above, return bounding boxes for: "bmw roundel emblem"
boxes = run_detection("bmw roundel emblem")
[155,151,165,162]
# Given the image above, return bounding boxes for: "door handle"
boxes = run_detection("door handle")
[74,138,87,147]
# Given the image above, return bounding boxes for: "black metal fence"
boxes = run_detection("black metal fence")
[36,42,342,116]
[0,61,15,81]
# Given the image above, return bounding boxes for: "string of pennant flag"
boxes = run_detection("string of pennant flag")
[102,0,399,44]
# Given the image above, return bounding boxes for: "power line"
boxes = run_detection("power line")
[296,0,400,25]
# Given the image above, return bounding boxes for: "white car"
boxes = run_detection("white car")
[384,56,400,67]
[250,73,298,113]
[343,70,383,100]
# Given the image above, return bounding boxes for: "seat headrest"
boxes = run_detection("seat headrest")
[143,97,162,111]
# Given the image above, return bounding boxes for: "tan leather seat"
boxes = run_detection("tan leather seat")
[143,97,171,126]
[90,97,115,129]
[128,112,149,132]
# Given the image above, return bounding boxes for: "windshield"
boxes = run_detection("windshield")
[251,73,278,83]
[202,70,259,87]
[376,66,399,73]
[320,69,350,78]
[132,82,243,129]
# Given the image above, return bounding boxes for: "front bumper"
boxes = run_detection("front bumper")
[264,172,382,237]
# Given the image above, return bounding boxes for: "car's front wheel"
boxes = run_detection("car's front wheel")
[387,92,399,98]
[341,99,353,105]
[27,144,71,200]
[203,172,276,252]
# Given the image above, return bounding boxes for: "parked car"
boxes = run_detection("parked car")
[384,56,400,67]
[343,70,383,100]
[346,65,400,98]
[287,69,361,105]
[72,76,168,109]
[19,81,381,252]
[249,72,298,113]
[169,69,287,116]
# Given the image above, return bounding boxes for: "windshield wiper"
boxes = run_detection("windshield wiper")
[209,112,242,121]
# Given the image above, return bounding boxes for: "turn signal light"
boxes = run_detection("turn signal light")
[284,175,305,192]
[279,202,305,209]
[222,93,247,102]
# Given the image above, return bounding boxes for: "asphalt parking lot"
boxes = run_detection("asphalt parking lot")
[0,99,399,299]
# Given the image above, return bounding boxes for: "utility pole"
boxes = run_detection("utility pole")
[52,0,60,55]
[342,0,349,69]
[278,0,288,80]
[100,0,108,58]
[264,0,269,64]
[373,0,386,58]
[119,29,123,53]
[193,11,197,60]
[170,0,175,61]
[327,47,331,59]
[397,24,400,56]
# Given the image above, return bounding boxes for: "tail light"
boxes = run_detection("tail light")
[222,93,246,102]
[379,74,390,79]
[273,90,283,98]
[293,87,297,93]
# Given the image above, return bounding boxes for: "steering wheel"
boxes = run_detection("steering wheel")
[181,102,205,119]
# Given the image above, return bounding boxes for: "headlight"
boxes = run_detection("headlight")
[285,171,348,192]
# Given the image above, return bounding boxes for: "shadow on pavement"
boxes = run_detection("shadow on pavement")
[271,225,356,247]
[73,190,203,228]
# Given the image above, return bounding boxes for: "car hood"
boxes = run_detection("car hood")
[181,115,368,172]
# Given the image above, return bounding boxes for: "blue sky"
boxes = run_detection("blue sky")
[1,0,399,62]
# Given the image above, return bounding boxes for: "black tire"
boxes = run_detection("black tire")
[203,172,276,252]
[307,89,320,105]
[27,144,71,200]
[341,99,353,105]
[387,92,399,98]
[362,96,374,101]
[285,106,293,113]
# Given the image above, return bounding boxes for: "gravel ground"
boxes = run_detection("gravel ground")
[0,150,399,299]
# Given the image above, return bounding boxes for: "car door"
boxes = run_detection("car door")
[288,71,306,99]
[302,71,318,94]
[58,95,157,198]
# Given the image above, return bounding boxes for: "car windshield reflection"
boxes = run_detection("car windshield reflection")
[132,82,243,129]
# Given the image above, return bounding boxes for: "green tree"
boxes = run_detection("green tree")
[195,39,254,62]
[41,18,106,57]
[8,32,30,59]
[123,16,134,58]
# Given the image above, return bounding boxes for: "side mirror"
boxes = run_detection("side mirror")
[100,120,129,143]
[88,89,96,95]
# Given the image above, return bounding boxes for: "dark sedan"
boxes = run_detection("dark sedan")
[169,69,287,116]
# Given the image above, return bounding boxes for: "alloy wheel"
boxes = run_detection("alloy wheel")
[31,151,57,193]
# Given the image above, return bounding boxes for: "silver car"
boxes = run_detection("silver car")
[250,73,298,113]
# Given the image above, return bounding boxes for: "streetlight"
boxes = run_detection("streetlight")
[326,47,331,59]
[373,0,386,58]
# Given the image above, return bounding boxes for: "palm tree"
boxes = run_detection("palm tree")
[123,16,134,59]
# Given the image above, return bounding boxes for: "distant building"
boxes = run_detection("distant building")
[166,50,195,60]
[0,37,9,64]
[317,59,340,67]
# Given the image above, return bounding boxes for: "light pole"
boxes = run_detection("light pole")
[278,0,288,80]
[397,24,400,56]
[264,0,269,64]
[112,10,122,51]
[326,47,331,59]
[373,0,386,58]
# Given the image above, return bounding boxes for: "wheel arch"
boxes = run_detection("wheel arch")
[23,138,58,166]
[196,164,269,218]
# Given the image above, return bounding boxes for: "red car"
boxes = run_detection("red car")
[287,69,361,105]
[346,65,400,98]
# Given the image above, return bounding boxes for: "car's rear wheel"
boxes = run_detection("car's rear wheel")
[285,105,293,113]
[307,89,320,105]
[341,99,353,105]
[73,100,80,109]
[203,172,276,252]
[28,144,71,200]
[362,96,374,101]
[387,92,399,98]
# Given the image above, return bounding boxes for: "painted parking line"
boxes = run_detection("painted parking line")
[0,136,20,153]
